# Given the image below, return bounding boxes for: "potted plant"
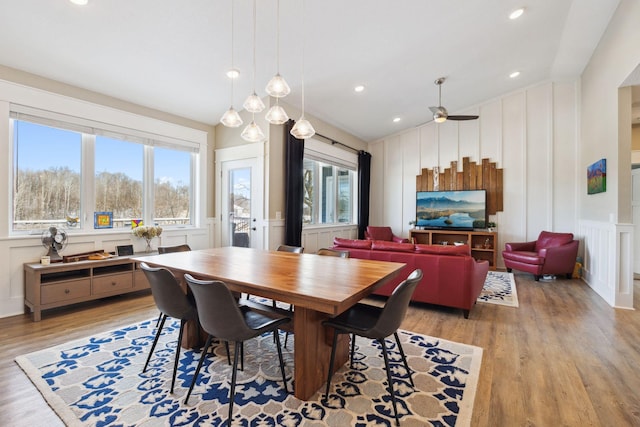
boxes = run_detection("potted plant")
[408,220,417,229]
[487,222,497,232]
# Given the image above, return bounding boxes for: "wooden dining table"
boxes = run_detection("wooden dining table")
[134,246,405,400]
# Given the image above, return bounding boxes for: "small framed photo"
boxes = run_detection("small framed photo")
[94,211,113,229]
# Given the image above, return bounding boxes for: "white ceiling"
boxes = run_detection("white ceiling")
[0,0,623,141]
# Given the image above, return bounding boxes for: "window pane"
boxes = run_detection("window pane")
[337,169,352,223]
[13,120,81,231]
[321,165,334,223]
[154,147,191,226]
[95,136,143,228]
[303,159,315,224]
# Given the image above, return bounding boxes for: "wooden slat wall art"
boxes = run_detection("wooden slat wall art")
[415,157,504,215]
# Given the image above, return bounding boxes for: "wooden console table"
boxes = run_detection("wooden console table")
[410,229,498,270]
[24,255,151,321]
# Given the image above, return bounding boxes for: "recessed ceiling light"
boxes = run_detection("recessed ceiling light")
[69,0,88,5]
[509,8,524,20]
[354,85,365,93]
[393,117,401,123]
[226,68,240,79]
[509,71,521,78]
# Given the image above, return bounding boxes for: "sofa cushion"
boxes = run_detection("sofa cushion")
[502,250,544,265]
[371,240,416,252]
[366,226,394,241]
[415,244,470,256]
[536,231,574,251]
[333,237,372,249]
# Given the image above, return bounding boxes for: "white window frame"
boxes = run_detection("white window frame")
[303,138,358,227]
[8,103,204,235]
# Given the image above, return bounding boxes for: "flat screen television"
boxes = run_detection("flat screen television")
[416,189,487,230]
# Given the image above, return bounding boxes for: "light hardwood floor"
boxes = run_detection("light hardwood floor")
[1,274,639,426]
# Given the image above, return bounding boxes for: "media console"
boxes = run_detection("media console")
[409,229,498,270]
[24,255,151,321]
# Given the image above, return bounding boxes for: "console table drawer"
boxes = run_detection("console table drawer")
[41,279,91,304]
[93,273,133,294]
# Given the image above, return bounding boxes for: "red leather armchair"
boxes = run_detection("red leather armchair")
[364,226,409,243]
[502,231,579,281]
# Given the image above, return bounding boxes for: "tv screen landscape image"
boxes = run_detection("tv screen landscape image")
[416,190,487,230]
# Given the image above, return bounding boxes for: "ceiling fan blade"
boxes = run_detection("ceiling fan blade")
[447,115,479,121]
[428,106,441,114]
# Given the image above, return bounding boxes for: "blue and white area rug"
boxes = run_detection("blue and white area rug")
[477,271,519,307]
[16,319,482,426]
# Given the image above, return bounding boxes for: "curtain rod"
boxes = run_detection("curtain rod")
[314,132,361,154]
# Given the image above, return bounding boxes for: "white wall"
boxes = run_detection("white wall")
[578,0,640,308]
[369,81,579,270]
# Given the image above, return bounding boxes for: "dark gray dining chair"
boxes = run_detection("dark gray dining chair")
[316,247,349,258]
[183,273,291,424]
[139,262,199,393]
[154,244,191,326]
[280,247,349,348]
[158,243,192,254]
[322,269,423,426]
[276,244,304,254]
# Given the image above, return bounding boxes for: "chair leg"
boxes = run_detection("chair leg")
[349,334,356,368]
[184,335,213,404]
[393,332,414,387]
[273,330,289,393]
[143,314,167,373]
[170,319,186,393]
[284,331,290,349]
[228,341,241,425]
[155,311,163,327]
[323,330,340,404]
[225,341,231,365]
[380,339,400,426]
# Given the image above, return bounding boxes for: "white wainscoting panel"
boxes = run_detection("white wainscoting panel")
[578,220,634,309]
[301,225,358,254]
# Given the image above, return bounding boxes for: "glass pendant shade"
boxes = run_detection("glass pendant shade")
[220,106,243,128]
[265,104,289,125]
[241,120,266,142]
[265,73,291,98]
[243,93,265,113]
[290,117,315,139]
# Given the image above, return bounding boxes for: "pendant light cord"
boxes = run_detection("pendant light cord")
[300,0,306,116]
[230,0,235,106]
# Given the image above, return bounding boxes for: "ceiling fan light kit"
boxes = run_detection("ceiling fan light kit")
[430,77,479,123]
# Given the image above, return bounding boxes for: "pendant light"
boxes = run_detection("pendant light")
[290,0,315,140]
[265,0,290,98]
[241,0,266,142]
[265,0,290,125]
[242,0,265,114]
[220,0,243,128]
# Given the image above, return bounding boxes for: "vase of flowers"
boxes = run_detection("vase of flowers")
[132,226,163,253]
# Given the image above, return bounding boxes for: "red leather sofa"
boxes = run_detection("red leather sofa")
[502,231,579,281]
[332,237,489,318]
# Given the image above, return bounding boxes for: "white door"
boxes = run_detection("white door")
[221,158,263,249]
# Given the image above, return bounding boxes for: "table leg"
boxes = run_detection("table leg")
[293,307,349,400]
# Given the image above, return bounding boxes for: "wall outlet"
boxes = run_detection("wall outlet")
[276,211,282,220]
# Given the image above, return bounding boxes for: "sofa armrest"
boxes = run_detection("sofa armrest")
[392,235,410,243]
[539,240,579,273]
[505,241,536,252]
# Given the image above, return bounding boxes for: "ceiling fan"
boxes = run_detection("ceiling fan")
[429,77,479,123]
